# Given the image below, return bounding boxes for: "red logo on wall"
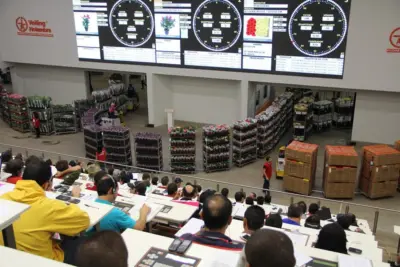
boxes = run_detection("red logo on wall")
[16,16,53,37]
[387,27,400,53]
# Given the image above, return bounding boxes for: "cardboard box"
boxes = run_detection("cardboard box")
[359,176,397,199]
[283,175,312,195]
[395,140,400,151]
[286,141,318,163]
[284,159,314,179]
[362,160,400,182]
[363,145,400,166]
[325,145,358,167]
[324,166,357,183]
[324,182,355,199]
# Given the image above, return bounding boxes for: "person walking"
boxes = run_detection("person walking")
[262,156,272,196]
[32,112,40,138]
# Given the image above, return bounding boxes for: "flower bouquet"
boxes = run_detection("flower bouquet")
[161,15,175,35]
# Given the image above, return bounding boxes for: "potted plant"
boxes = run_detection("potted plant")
[160,16,175,35]
[82,14,90,31]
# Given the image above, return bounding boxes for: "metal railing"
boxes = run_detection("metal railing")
[1,142,399,237]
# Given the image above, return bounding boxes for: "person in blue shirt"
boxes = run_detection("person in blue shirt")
[93,174,151,232]
[282,204,302,226]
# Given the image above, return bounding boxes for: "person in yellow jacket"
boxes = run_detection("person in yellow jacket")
[0,158,90,264]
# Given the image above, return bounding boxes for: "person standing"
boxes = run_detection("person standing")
[262,156,272,196]
[127,84,139,102]
[32,112,40,138]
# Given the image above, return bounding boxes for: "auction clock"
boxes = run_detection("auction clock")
[193,0,242,52]
[288,0,348,57]
[109,0,154,47]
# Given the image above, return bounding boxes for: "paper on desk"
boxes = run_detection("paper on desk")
[175,218,204,237]
[203,249,240,267]
[294,249,312,267]
[286,231,309,246]
[338,254,372,267]
[129,201,162,222]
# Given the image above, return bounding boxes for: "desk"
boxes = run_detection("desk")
[0,245,72,267]
[45,191,113,230]
[122,229,240,267]
[0,171,12,181]
[394,225,400,253]
[146,196,198,227]
[296,246,389,267]
[116,196,163,223]
[234,203,288,220]
[0,181,15,195]
[0,199,30,248]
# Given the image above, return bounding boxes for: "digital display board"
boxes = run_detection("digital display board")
[72,0,351,78]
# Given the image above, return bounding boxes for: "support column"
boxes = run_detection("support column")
[146,72,155,126]
[240,79,249,119]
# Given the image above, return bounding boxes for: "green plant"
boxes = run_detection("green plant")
[161,16,175,33]
[82,14,90,31]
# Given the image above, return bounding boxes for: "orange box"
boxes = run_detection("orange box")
[325,145,358,167]
[361,160,400,182]
[286,141,318,163]
[363,145,400,166]
[395,140,400,151]
[359,176,397,199]
[284,159,314,179]
[324,166,357,183]
[283,175,312,195]
[324,182,355,199]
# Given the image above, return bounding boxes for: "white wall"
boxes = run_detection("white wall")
[10,64,88,105]
[169,77,241,125]
[352,91,400,144]
[0,0,399,92]
[148,74,173,126]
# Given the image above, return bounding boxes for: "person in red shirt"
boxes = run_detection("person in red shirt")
[4,159,24,184]
[96,147,107,170]
[262,156,272,196]
[32,112,40,138]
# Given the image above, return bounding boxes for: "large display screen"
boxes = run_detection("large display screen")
[72,0,352,78]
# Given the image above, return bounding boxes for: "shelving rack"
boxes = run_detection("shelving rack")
[53,104,79,135]
[135,132,163,172]
[233,118,258,167]
[74,99,95,131]
[169,127,196,173]
[256,106,278,158]
[103,127,132,166]
[333,97,354,128]
[203,125,230,173]
[293,97,314,142]
[8,94,30,133]
[27,96,54,136]
[0,89,10,125]
[83,125,103,159]
[81,108,102,128]
[313,100,333,132]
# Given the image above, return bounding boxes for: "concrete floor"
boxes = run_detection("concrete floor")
[1,77,399,261]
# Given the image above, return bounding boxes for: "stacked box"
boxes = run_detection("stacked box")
[323,146,358,199]
[359,145,400,199]
[103,127,132,166]
[283,141,318,195]
[395,140,400,151]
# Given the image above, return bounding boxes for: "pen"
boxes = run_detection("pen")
[84,204,99,209]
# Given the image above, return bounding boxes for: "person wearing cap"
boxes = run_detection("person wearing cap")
[108,103,117,118]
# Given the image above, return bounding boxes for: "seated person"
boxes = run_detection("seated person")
[234,191,246,205]
[221,188,229,198]
[308,203,319,216]
[264,195,272,205]
[249,192,257,199]
[337,214,352,230]
[174,177,183,189]
[142,173,151,182]
[244,229,296,267]
[76,231,128,267]
[173,184,199,207]
[265,214,283,228]
[158,176,169,188]
[181,195,243,250]
[133,181,147,196]
[315,223,348,254]
[242,206,265,241]
[297,201,307,215]
[282,204,302,226]
[92,174,151,232]
[151,176,159,190]
[1,149,12,164]
[256,196,264,205]
[55,160,82,185]
[348,213,358,227]
[4,159,24,184]
[14,153,24,162]
[305,214,321,229]
[245,196,254,206]
[86,170,108,191]
[0,158,89,263]
[166,182,178,198]
[194,185,202,200]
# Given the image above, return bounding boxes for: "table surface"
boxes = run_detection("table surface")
[115,196,163,222]
[122,229,241,267]
[0,245,73,267]
[0,199,30,230]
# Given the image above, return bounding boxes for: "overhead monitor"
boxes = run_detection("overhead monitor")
[72,0,352,78]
